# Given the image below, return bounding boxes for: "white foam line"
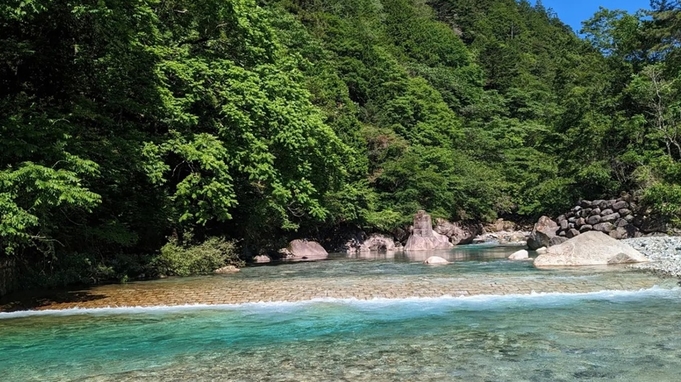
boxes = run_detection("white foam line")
[1,286,679,319]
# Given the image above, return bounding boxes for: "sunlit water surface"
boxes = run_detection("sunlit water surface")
[2,245,680,381]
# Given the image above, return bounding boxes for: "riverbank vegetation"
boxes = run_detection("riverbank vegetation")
[2,0,681,287]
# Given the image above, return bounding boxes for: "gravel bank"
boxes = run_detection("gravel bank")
[623,236,681,278]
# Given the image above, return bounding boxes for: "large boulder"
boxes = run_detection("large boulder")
[404,211,454,251]
[359,234,396,252]
[533,231,649,267]
[435,219,482,245]
[527,216,559,250]
[279,239,328,261]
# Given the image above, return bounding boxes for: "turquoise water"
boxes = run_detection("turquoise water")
[2,247,681,381]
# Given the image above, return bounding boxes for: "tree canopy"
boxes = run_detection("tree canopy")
[2,0,681,286]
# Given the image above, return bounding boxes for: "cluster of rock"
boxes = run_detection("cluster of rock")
[526,195,672,250]
[554,197,640,241]
[273,211,486,264]
[340,211,482,255]
[269,208,659,272]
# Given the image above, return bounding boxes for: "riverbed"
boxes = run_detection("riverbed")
[1,244,679,381]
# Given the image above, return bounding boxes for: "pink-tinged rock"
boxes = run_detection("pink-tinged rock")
[279,239,328,261]
[404,211,453,251]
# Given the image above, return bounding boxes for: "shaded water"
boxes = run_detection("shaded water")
[1,245,680,381]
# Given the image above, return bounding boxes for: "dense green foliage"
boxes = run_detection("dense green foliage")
[2,0,681,286]
[153,237,241,277]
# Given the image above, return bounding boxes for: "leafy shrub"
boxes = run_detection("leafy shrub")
[641,183,681,228]
[151,237,243,277]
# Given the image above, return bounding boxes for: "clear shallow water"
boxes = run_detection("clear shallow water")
[2,245,680,381]
[3,289,681,381]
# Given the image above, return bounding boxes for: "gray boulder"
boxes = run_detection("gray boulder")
[527,216,559,250]
[404,211,453,251]
[615,218,628,228]
[594,222,615,233]
[566,228,580,238]
[602,212,620,223]
[533,231,649,267]
[612,201,629,210]
[609,227,629,240]
[587,215,602,225]
[279,239,328,260]
[559,220,569,230]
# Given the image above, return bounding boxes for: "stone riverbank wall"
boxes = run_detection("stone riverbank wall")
[556,195,667,240]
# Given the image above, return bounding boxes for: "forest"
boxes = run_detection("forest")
[2,0,681,287]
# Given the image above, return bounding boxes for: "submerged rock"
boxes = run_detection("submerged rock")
[508,249,530,261]
[424,256,449,265]
[214,265,240,274]
[279,239,328,260]
[534,231,649,267]
[404,210,453,251]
